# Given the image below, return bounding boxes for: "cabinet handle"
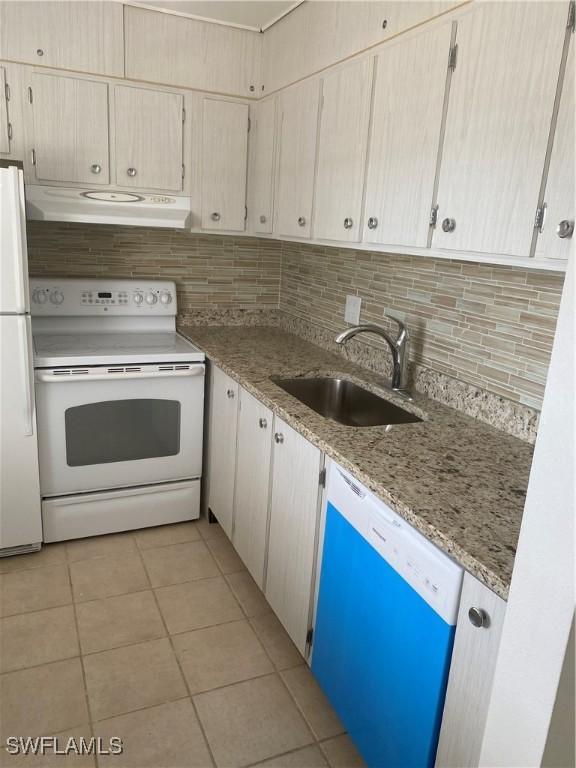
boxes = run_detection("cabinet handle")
[557,219,574,239]
[259,214,267,224]
[226,389,235,399]
[259,417,267,429]
[367,217,378,230]
[343,217,353,230]
[274,432,284,444]
[7,123,12,140]
[468,607,490,628]
[90,163,101,175]
[211,212,221,222]
[127,167,137,177]
[442,217,456,233]
[297,216,306,227]
[36,48,44,57]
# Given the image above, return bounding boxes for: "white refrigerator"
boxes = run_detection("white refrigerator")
[0,165,42,554]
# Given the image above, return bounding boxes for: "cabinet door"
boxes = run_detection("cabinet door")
[201,99,249,231]
[0,1,123,77]
[534,39,574,263]
[206,366,239,539]
[233,388,272,588]
[273,79,320,239]
[31,73,109,185]
[314,58,372,243]
[435,573,507,768]
[0,67,9,154]
[266,417,322,654]
[114,85,184,192]
[125,5,261,98]
[433,2,568,257]
[363,22,452,248]
[248,97,277,234]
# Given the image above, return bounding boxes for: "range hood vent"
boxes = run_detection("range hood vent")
[25,186,191,229]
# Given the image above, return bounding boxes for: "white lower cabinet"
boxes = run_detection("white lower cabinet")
[206,365,323,655]
[232,388,273,588]
[436,572,507,768]
[265,417,323,655]
[205,366,239,538]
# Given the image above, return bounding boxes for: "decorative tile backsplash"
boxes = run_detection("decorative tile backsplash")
[26,222,282,318]
[280,242,564,410]
[27,222,564,412]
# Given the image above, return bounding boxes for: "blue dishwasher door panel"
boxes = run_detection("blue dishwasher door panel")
[312,502,455,768]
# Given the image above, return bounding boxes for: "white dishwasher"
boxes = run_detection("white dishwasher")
[311,462,463,768]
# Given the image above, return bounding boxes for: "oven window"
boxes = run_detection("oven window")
[65,399,181,466]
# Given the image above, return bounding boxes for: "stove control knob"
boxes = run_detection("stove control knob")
[50,289,64,305]
[32,289,47,304]
[145,292,157,305]
[159,292,172,305]
[133,292,144,305]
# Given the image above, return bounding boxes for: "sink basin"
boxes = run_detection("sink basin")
[273,377,422,428]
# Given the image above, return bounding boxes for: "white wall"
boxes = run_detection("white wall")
[479,258,575,765]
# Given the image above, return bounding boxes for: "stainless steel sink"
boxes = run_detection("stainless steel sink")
[272,377,422,428]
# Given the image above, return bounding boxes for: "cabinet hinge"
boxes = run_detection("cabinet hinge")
[27,86,33,104]
[568,0,575,32]
[4,82,10,101]
[319,468,326,488]
[248,116,251,133]
[534,202,547,233]
[30,148,36,166]
[429,204,439,227]
[182,164,185,179]
[7,123,12,140]
[306,627,314,647]
[244,205,248,221]
[448,44,458,71]
[182,107,186,124]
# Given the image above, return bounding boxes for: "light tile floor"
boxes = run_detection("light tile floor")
[0,519,365,768]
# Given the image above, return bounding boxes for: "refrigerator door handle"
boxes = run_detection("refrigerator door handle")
[18,316,35,437]
[15,168,30,312]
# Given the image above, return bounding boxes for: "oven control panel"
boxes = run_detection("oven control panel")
[30,279,177,316]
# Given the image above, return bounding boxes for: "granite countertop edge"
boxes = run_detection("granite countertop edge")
[179,324,533,600]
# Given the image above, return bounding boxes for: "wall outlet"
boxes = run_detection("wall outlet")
[345,295,361,325]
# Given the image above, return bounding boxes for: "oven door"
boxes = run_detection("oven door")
[35,363,204,496]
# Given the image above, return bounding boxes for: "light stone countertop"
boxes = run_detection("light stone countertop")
[179,324,534,600]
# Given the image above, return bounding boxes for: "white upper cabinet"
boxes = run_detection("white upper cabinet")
[432,2,568,258]
[273,79,321,239]
[30,73,110,185]
[247,97,277,235]
[124,6,261,98]
[534,38,574,263]
[363,22,452,248]
[114,85,184,193]
[262,1,462,93]
[313,58,373,243]
[201,98,249,231]
[0,67,9,154]
[0,1,123,77]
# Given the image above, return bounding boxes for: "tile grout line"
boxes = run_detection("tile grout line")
[65,556,100,768]
[134,535,219,768]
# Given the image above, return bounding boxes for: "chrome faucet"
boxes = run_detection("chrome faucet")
[335,314,410,393]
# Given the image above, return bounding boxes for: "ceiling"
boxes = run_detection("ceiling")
[127,1,301,31]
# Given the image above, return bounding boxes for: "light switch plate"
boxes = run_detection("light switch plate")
[345,295,361,325]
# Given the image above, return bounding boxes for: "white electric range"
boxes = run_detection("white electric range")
[30,278,205,543]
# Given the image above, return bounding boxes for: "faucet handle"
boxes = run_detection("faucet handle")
[385,312,408,341]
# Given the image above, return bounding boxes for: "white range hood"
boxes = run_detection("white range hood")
[25,186,191,229]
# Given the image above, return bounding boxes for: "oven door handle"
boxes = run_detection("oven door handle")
[35,367,205,383]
